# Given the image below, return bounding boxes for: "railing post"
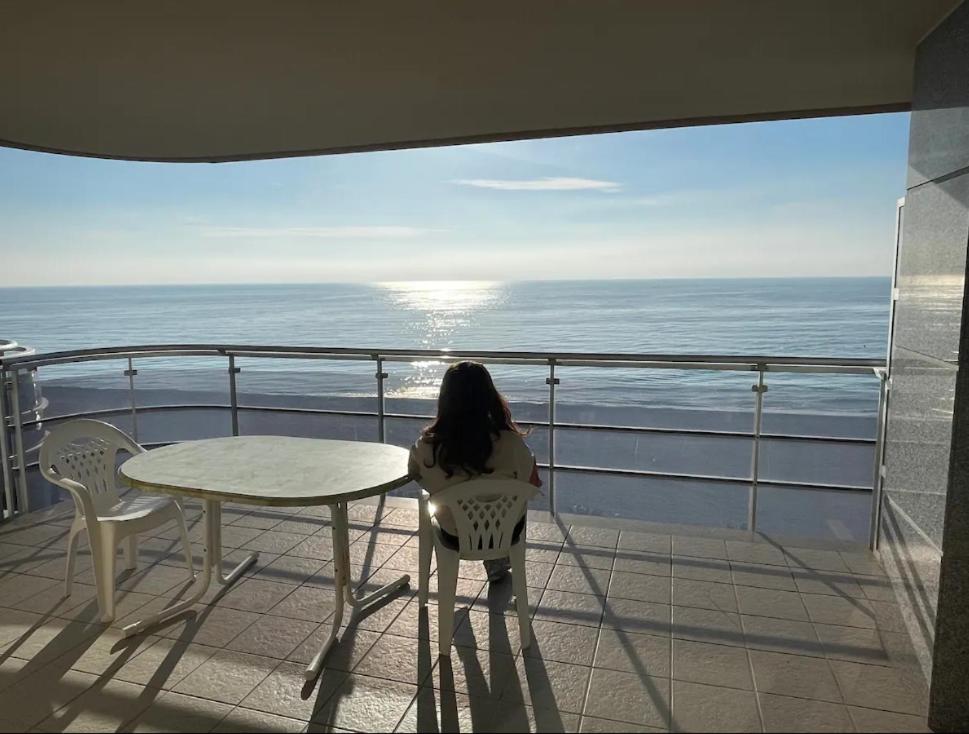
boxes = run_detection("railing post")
[9,368,29,514]
[228,355,240,437]
[0,366,14,519]
[375,356,387,443]
[747,366,768,534]
[869,370,889,550]
[546,360,559,516]
[124,357,139,443]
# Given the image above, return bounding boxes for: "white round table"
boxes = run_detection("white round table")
[120,436,413,680]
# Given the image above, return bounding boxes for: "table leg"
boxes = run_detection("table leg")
[303,501,410,681]
[211,503,259,585]
[121,499,255,638]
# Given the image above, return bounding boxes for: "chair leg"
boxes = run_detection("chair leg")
[124,535,139,571]
[418,516,432,607]
[91,530,117,623]
[436,548,459,657]
[64,524,83,597]
[175,510,195,579]
[510,541,531,649]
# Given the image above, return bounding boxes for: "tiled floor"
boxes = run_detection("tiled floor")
[0,498,929,732]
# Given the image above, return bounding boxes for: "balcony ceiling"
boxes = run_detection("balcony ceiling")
[0,0,960,162]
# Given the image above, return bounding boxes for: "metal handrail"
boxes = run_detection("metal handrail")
[0,342,888,544]
[0,343,884,372]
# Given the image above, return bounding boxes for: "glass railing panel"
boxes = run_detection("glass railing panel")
[553,366,757,523]
[554,469,750,530]
[237,409,377,442]
[32,359,131,419]
[758,372,878,491]
[754,485,871,544]
[131,355,230,408]
[234,356,378,441]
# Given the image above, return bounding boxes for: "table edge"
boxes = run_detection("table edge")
[121,469,414,507]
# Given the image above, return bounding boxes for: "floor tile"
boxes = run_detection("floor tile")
[671,578,737,613]
[725,540,788,566]
[214,707,310,732]
[672,556,732,584]
[240,661,344,722]
[173,649,278,705]
[671,537,727,560]
[226,615,320,659]
[785,549,850,573]
[829,659,925,715]
[613,552,671,577]
[670,680,760,733]
[731,562,798,591]
[813,623,892,665]
[566,526,619,549]
[36,678,152,733]
[735,586,808,621]
[741,614,825,656]
[505,657,591,715]
[580,715,664,732]
[0,668,98,730]
[126,691,234,733]
[522,619,600,666]
[671,606,742,646]
[429,646,518,700]
[584,667,670,728]
[383,600,442,642]
[847,705,929,733]
[609,571,671,604]
[452,609,522,655]
[115,638,221,690]
[310,673,417,732]
[219,579,297,614]
[801,593,878,629]
[791,570,865,598]
[839,553,887,577]
[288,627,380,671]
[268,585,337,623]
[353,633,435,686]
[243,532,307,555]
[618,531,671,555]
[251,555,329,586]
[758,692,853,732]
[672,638,752,690]
[534,590,605,628]
[603,599,671,636]
[594,628,670,677]
[748,649,842,703]
[547,564,611,597]
[288,533,336,561]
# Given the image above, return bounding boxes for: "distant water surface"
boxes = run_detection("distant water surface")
[0,278,890,413]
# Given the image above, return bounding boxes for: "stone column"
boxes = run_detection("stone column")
[881,1,969,730]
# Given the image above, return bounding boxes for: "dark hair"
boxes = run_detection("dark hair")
[422,361,523,478]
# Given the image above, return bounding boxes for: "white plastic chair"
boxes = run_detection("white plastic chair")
[39,419,194,622]
[417,478,537,656]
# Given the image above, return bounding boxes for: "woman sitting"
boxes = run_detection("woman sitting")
[408,360,542,582]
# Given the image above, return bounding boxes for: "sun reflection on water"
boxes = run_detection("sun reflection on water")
[377,281,506,399]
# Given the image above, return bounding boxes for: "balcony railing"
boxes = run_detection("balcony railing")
[0,344,888,547]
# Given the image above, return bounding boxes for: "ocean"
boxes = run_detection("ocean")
[0,277,890,414]
[0,277,891,539]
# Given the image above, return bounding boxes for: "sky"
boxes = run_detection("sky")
[0,112,910,286]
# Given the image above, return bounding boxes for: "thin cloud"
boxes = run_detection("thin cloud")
[198,225,430,239]
[453,177,620,192]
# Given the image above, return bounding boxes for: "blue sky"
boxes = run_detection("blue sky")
[0,112,909,286]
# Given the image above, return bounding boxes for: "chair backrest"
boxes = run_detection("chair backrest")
[39,419,143,516]
[431,478,537,560]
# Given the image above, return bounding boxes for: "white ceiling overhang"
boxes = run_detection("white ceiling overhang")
[0,0,960,162]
